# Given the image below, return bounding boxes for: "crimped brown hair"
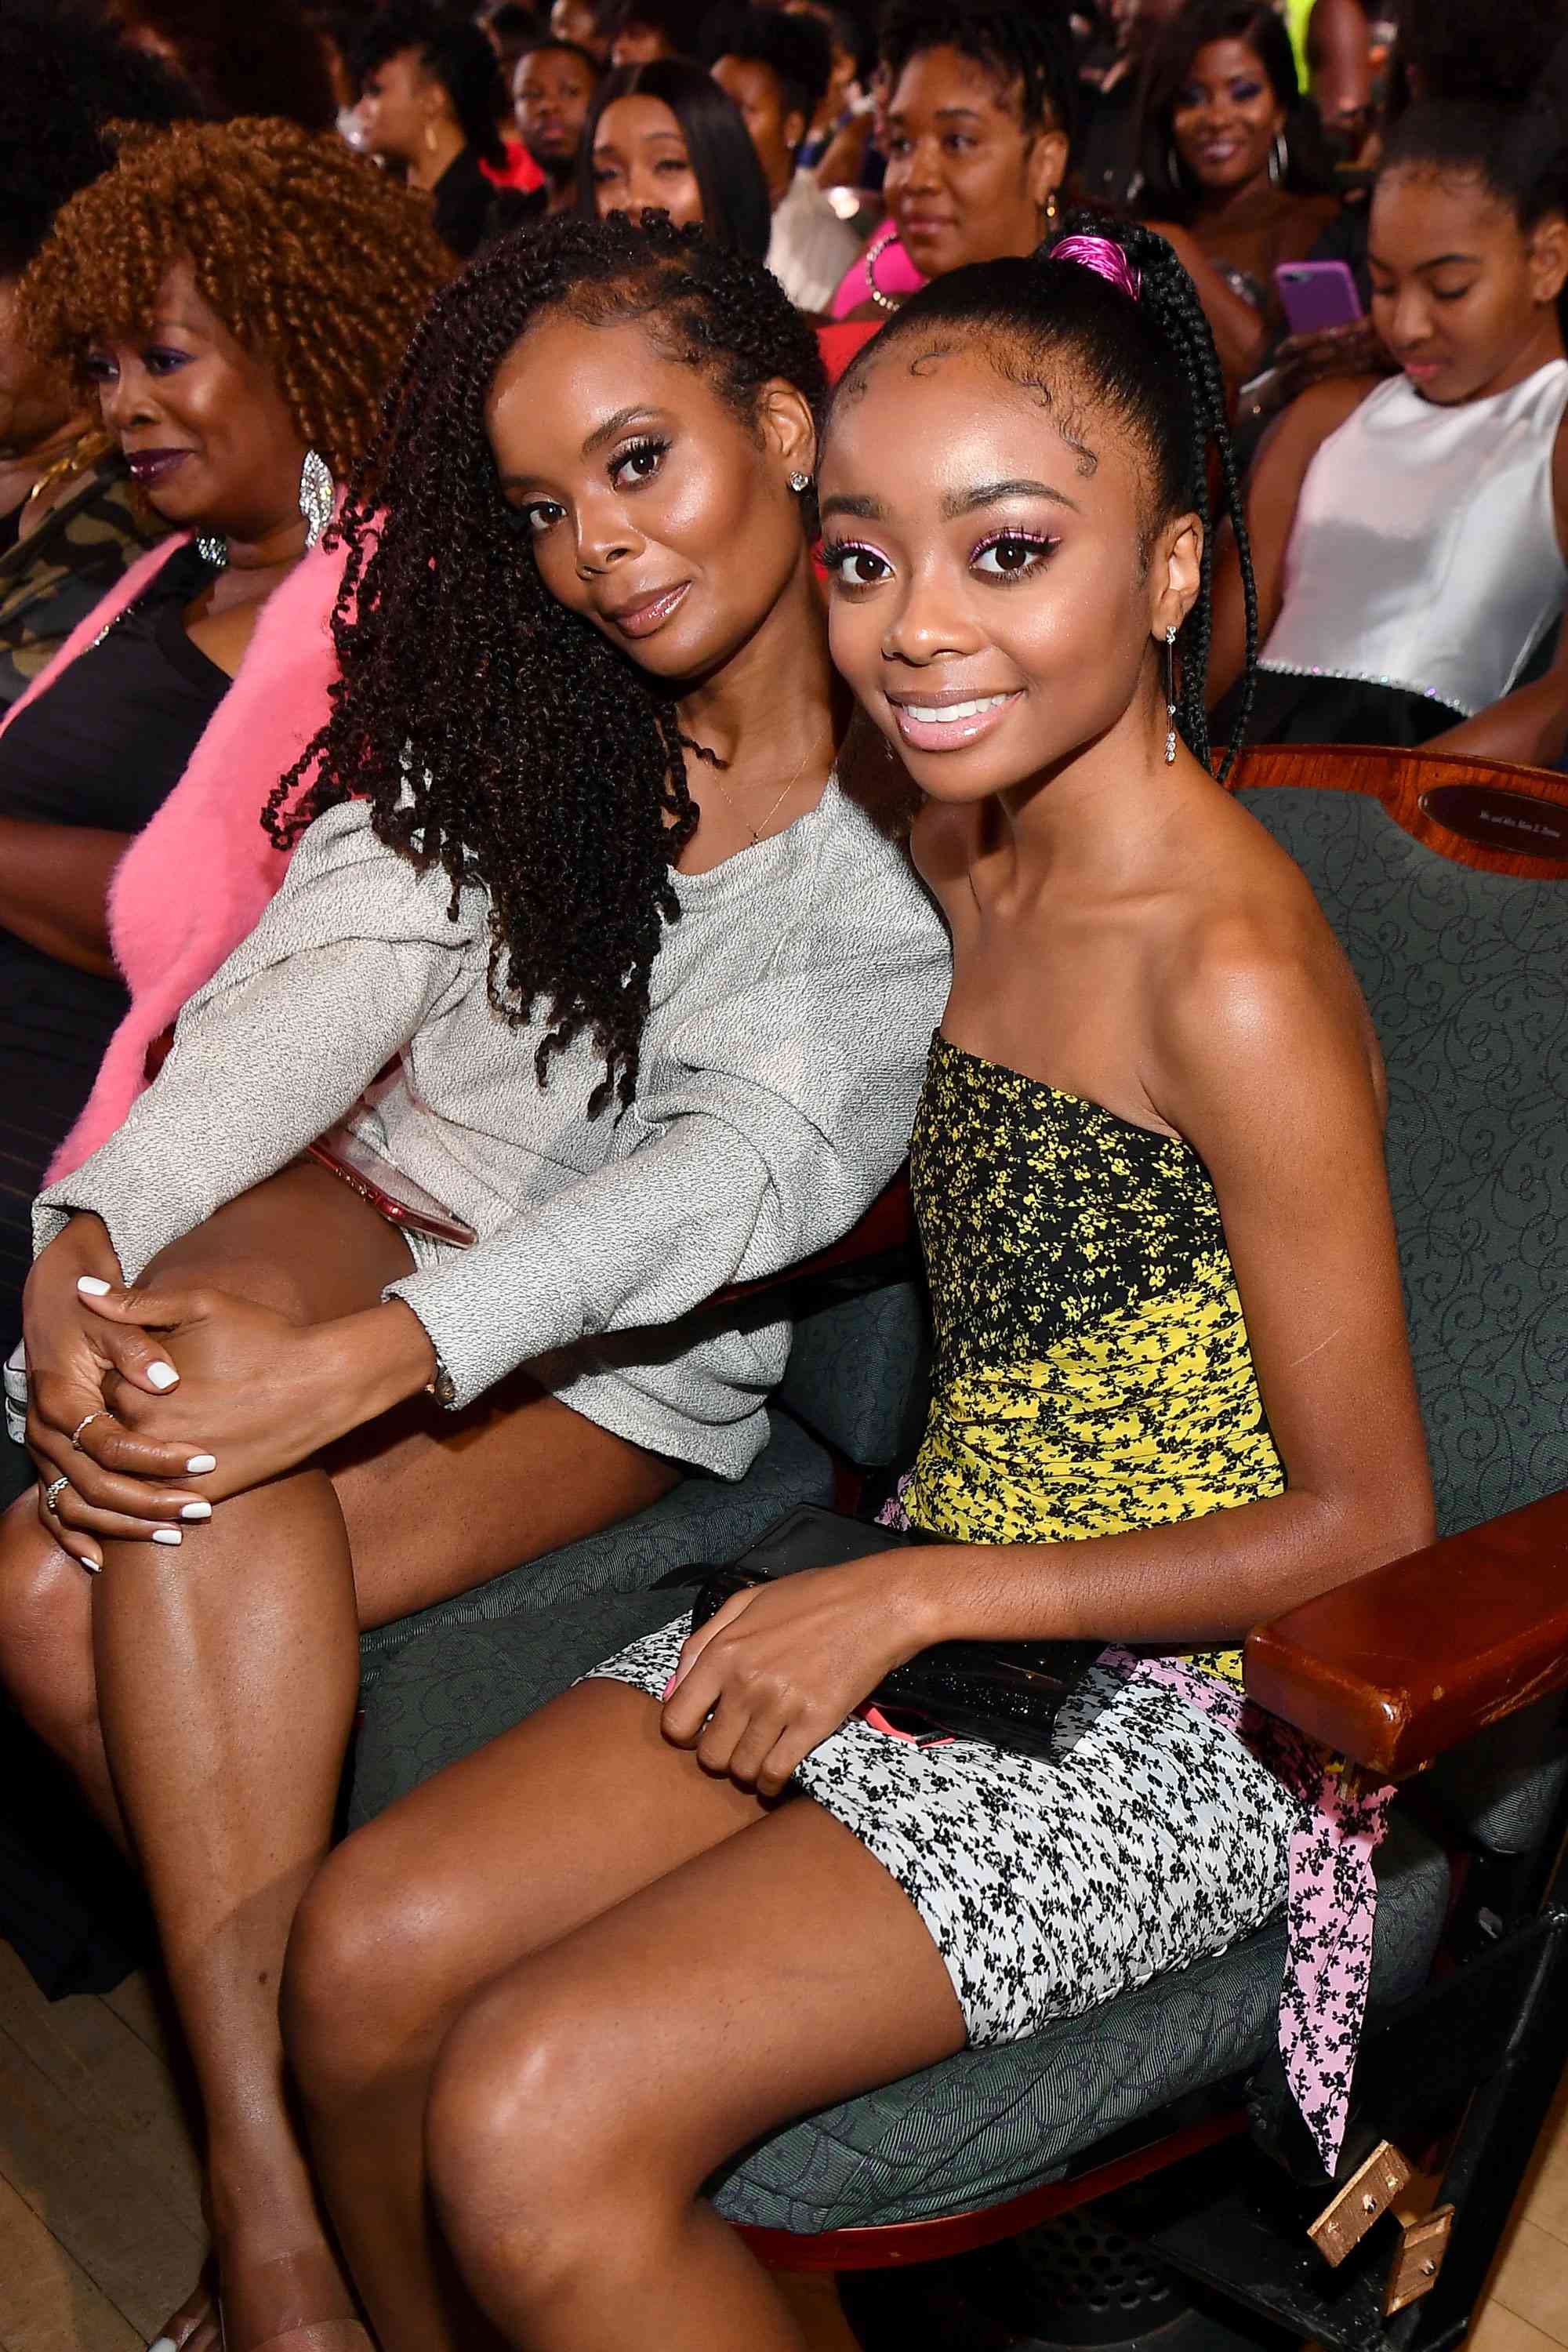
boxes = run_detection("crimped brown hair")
[269,211,828,1116]
[20,117,452,481]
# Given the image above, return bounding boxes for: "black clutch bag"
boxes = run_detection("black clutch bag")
[681,1504,1101,1762]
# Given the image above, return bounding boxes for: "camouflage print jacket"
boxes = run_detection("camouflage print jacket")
[0,452,164,716]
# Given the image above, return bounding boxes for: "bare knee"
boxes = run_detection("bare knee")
[0,1496,98,1751]
[426,1975,676,2296]
[282,1831,465,2114]
[140,1243,313,1326]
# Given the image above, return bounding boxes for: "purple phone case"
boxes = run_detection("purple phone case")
[1275,261,1363,336]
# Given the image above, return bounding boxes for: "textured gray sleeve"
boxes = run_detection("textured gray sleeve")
[33,803,478,1276]
[387,869,948,1407]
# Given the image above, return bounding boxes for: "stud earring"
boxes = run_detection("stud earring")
[1044,190,1059,227]
[1164,625,1178,764]
[788,470,811,493]
[298,447,334,550]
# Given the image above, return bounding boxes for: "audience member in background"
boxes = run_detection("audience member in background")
[1134,0,1339,372]
[1077,0,1182,207]
[0,5,191,715]
[606,0,707,67]
[708,5,863,310]
[2,212,946,2352]
[479,2,554,187]
[355,0,528,256]
[1210,101,1568,757]
[107,0,338,129]
[833,0,1076,321]
[1305,0,1371,159]
[0,120,448,1396]
[514,36,603,216]
[552,0,615,60]
[788,0,865,172]
[584,59,773,256]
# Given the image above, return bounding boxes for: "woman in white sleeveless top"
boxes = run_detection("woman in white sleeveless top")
[1209,98,1568,758]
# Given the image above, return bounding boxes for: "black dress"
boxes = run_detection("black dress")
[0,543,227,1347]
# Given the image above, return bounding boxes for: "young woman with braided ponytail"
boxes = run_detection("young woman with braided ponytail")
[0,213,946,2352]
[271,218,1432,2351]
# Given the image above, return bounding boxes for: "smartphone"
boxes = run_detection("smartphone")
[307,1125,477,1247]
[1275,260,1363,337]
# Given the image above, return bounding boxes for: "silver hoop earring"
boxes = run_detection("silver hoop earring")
[1164,626,1178,764]
[299,447,334,550]
[1268,130,1288,188]
[788,470,811,494]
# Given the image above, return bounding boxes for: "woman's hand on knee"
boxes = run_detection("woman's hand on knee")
[24,1220,219,1568]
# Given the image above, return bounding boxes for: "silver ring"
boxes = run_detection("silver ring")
[70,1410,103,1449]
[43,1474,69,1513]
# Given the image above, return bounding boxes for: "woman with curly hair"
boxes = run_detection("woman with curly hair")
[1,213,947,2352]
[0,117,449,1463]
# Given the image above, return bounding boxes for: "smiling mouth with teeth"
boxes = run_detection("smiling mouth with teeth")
[899,694,1011,722]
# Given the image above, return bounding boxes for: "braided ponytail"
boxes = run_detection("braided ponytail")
[830,207,1260,777]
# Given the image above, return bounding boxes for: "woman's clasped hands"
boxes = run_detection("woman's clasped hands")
[659,1555,938,1797]
[23,1214,421,1570]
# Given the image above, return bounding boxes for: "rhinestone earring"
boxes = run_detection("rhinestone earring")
[1164,625,1178,764]
[196,532,229,569]
[788,470,811,493]
[298,446,334,550]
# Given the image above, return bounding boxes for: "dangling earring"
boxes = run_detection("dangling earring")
[788,470,811,493]
[298,447,334,550]
[1268,130,1288,188]
[196,532,228,569]
[1164,626,1178,764]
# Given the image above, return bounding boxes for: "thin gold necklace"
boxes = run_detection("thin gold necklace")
[25,426,114,506]
[707,735,824,843]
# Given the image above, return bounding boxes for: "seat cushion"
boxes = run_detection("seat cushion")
[710,1809,1450,2234]
[776,1278,928,1468]
[356,1406,831,1690]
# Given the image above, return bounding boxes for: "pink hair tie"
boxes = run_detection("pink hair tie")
[1051,233,1141,302]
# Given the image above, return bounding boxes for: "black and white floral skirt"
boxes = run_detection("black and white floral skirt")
[586,1619,1302,2045]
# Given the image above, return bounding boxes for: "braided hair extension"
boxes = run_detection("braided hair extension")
[827,208,1259,772]
[265,211,827,1116]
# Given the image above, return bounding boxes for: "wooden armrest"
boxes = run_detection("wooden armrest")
[712,1171,913,1308]
[1243,1486,1568,1778]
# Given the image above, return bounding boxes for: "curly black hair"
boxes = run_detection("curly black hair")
[0,0,195,278]
[878,0,1081,147]
[828,209,1260,773]
[354,0,509,167]
[268,211,827,1115]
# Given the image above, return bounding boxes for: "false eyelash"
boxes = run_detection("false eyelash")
[971,529,1059,580]
[818,539,886,573]
[612,433,670,477]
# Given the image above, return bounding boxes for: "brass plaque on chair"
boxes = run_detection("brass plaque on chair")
[1308,2141,1413,2267]
[1421,783,1568,856]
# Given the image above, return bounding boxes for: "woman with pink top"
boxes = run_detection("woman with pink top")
[830,0,1073,323]
[0,120,447,1377]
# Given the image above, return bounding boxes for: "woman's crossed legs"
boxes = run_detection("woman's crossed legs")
[0,1163,678,2352]
[283,1675,967,2352]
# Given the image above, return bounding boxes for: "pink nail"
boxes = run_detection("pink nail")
[661,1673,678,1700]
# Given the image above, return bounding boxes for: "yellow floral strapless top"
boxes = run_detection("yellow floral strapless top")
[901,1033,1285,1682]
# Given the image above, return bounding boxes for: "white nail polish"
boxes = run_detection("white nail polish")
[152,1528,182,1547]
[148,2338,178,2350]
[180,1501,212,1520]
[147,1362,180,1391]
[77,1275,111,1296]
[186,1454,217,1474]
